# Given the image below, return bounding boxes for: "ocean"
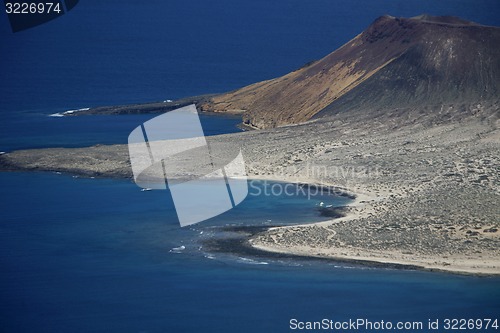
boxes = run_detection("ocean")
[1,172,499,332]
[1,1,499,332]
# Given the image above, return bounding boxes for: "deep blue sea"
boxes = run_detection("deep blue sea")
[1,1,499,332]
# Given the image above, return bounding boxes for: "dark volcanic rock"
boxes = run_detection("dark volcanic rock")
[318,206,347,218]
[66,94,216,116]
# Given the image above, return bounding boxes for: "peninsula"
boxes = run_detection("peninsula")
[1,15,499,274]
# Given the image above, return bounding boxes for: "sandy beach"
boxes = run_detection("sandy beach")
[245,136,499,275]
[249,185,500,275]
[1,103,499,275]
[234,108,500,275]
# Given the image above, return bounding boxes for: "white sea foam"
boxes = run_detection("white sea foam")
[64,107,90,114]
[169,245,186,253]
[237,257,268,265]
[49,107,90,117]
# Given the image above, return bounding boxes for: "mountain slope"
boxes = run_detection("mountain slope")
[200,15,500,129]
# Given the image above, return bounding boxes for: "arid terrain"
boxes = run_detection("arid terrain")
[1,101,499,274]
[1,15,499,275]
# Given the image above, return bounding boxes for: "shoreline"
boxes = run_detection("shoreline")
[0,115,498,276]
[249,240,500,276]
[202,226,425,272]
[1,166,497,276]
[203,225,500,277]
[1,166,498,276]
[244,176,500,276]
